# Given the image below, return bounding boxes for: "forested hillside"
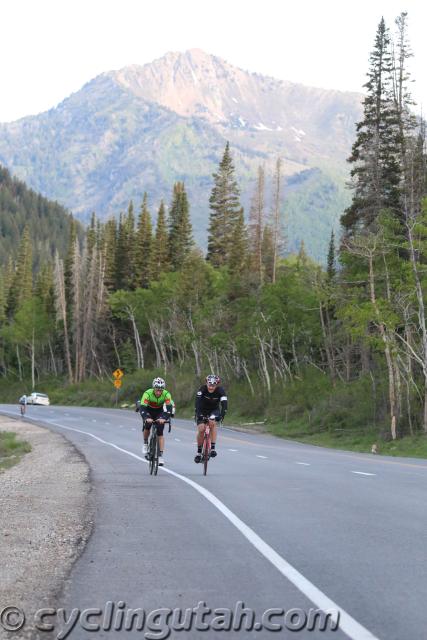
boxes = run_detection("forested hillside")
[1,13,426,454]
[0,165,79,268]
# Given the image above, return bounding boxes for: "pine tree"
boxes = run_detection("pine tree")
[228,207,248,277]
[0,272,6,322]
[1,257,14,317]
[271,157,284,283]
[35,262,55,313]
[8,226,32,314]
[168,182,193,270]
[115,209,135,290]
[87,212,97,253]
[103,219,117,291]
[297,240,308,268]
[134,193,153,288]
[341,17,401,234]
[64,218,78,316]
[207,142,242,266]
[262,224,275,283]
[327,231,336,281]
[154,200,169,272]
[249,166,266,285]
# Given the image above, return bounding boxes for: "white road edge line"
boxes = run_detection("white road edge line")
[256,455,268,459]
[28,419,381,640]
[228,449,238,452]
[351,471,376,477]
[296,462,311,466]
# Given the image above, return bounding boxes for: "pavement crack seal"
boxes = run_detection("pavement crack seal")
[0,415,379,640]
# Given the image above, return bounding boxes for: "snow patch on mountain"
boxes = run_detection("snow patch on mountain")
[254,122,273,131]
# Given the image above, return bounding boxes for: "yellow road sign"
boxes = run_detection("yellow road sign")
[113,379,122,389]
[112,368,124,380]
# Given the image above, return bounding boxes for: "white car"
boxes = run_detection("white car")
[27,392,50,406]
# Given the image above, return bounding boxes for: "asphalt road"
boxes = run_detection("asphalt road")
[1,404,426,640]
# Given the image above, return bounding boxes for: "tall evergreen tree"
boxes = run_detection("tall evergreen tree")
[326,231,336,281]
[64,218,78,317]
[103,219,117,292]
[87,212,97,253]
[154,200,169,272]
[134,193,153,288]
[8,226,33,314]
[115,208,135,290]
[341,17,401,234]
[0,272,6,322]
[228,207,248,277]
[249,165,266,285]
[168,182,193,270]
[207,142,242,267]
[262,224,275,283]
[35,262,55,313]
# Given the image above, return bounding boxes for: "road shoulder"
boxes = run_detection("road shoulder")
[0,416,93,638]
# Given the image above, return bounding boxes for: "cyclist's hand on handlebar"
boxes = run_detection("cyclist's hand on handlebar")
[145,418,153,424]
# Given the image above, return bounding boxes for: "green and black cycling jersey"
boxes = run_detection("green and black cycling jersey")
[139,388,173,419]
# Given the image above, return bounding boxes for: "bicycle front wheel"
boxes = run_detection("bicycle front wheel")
[202,434,210,476]
[153,437,160,476]
[149,435,157,475]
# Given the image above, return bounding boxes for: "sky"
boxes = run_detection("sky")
[0,0,425,123]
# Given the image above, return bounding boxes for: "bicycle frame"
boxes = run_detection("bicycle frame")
[146,420,160,475]
[145,418,171,475]
[201,416,215,475]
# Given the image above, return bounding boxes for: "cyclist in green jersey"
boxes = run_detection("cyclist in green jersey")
[137,377,173,466]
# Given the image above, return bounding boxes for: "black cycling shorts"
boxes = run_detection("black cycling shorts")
[142,408,169,436]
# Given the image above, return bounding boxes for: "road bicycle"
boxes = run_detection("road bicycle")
[145,418,171,475]
[19,402,26,416]
[200,415,216,476]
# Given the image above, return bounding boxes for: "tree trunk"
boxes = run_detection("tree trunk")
[368,254,398,439]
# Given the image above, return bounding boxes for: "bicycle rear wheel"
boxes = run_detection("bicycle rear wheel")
[202,433,210,476]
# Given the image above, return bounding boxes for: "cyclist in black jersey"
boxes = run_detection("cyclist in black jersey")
[194,374,227,463]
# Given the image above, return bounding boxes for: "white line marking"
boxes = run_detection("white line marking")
[92,419,97,423]
[228,449,238,452]
[256,455,268,459]
[131,428,136,431]
[296,462,311,466]
[174,438,181,442]
[12,419,380,640]
[351,471,376,477]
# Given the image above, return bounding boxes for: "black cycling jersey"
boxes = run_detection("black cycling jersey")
[195,385,228,417]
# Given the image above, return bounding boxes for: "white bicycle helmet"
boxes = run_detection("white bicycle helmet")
[206,374,220,386]
[152,377,166,389]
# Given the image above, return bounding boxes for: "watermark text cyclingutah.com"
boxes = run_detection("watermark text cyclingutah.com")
[0,600,340,638]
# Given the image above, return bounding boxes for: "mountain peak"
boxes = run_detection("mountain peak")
[110,48,282,122]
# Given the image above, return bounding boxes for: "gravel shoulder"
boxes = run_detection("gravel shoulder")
[0,416,93,639]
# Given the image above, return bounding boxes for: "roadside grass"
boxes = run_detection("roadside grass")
[268,419,427,458]
[0,431,31,472]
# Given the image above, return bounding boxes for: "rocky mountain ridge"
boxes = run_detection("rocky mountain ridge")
[0,49,363,260]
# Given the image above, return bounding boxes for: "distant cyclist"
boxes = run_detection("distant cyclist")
[194,374,227,463]
[19,394,27,416]
[137,378,173,466]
